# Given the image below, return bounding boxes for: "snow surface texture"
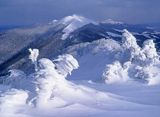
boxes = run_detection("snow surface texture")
[0,29,160,117]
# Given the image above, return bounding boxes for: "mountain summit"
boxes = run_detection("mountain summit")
[59,15,97,40]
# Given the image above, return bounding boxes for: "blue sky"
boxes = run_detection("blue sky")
[0,0,160,25]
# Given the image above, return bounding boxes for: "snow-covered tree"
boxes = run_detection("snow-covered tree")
[142,39,159,65]
[122,29,141,62]
[103,29,160,85]
[102,61,129,84]
[34,58,60,107]
[34,54,79,107]
[29,48,39,71]
[53,54,79,77]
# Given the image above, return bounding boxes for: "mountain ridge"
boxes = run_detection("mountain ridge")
[0,15,160,74]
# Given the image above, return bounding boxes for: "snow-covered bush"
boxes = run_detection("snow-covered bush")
[102,61,129,84]
[141,40,159,65]
[130,65,160,85]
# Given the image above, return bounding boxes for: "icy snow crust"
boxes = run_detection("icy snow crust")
[0,29,160,117]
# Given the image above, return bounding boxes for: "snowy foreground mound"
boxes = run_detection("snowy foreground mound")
[0,30,160,117]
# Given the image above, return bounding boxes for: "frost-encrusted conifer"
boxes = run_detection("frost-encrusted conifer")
[122,29,141,61]
[34,54,79,107]
[29,48,39,71]
[102,61,129,84]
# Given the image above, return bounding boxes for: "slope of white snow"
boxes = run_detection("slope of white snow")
[60,15,97,40]
[0,89,28,117]
[66,38,122,81]
[0,29,160,117]
[0,76,160,117]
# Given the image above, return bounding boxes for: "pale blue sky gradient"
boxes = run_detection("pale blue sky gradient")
[0,0,160,25]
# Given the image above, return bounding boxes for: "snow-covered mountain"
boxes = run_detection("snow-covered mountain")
[101,19,124,25]
[0,15,160,117]
[0,15,160,74]
[59,15,97,40]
